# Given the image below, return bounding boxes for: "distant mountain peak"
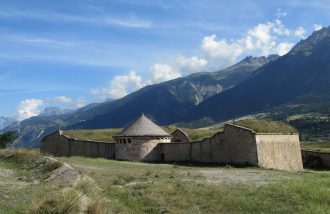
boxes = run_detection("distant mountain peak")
[241,54,280,64]
[289,26,330,56]
[39,106,73,117]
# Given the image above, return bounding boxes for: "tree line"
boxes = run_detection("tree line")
[0,132,17,148]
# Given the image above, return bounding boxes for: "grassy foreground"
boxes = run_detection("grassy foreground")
[1,149,330,213]
[59,156,330,214]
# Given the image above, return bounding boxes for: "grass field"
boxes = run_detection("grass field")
[58,157,330,214]
[1,149,330,213]
[301,141,330,152]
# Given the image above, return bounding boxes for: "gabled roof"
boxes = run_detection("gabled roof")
[171,128,190,141]
[116,114,171,137]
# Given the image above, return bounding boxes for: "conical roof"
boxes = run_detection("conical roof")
[116,114,171,137]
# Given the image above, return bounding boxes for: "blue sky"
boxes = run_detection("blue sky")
[0,0,329,120]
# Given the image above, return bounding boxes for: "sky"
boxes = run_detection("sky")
[0,0,329,121]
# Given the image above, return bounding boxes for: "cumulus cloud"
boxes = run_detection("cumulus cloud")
[272,42,295,56]
[276,8,288,18]
[201,35,243,66]
[92,19,307,101]
[16,99,44,121]
[76,97,86,108]
[150,63,181,83]
[54,96,72,104]
[176,55,208,73]
[201,19,300,68]
[313,24,323,31]
[294,27,306,39]
[92,71,145,99]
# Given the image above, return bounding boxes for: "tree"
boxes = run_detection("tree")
[0,132,17,148]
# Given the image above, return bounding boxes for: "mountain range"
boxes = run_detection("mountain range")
[2,26,330,147]
[183,27,330,125]
[0,117,16,130]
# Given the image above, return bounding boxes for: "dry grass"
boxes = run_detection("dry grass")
[63,129,121,142]
[0,149,107,214]
[59,156,330,214]
[234,119,298,133]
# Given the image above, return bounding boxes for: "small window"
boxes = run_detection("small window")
[128,138,131,143]
[123,139,126,143]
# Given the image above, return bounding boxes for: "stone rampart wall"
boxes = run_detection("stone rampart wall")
[161,125,258,166]
[256,134,303,171]
[301,150,330,169]
[41,131,115,159]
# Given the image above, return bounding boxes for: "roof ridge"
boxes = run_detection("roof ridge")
[116,114,171,137]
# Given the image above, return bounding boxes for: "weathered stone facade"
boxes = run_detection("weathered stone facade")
[41,123,303,171]
[161,124,303,171]
[171,129,190,143]
[41,130,115,159]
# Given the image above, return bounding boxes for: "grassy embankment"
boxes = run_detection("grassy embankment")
[63,126,223,142]
[0,149,330,213]
[62,119,298,142]
[0,149,106,213]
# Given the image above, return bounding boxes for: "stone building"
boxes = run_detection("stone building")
[171,129,190,143]
[41,115,303,171]
[114,114,172,161]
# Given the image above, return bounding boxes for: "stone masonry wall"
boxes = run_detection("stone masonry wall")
[301,150,330,169]
[41,131,115,159]
[256,134,303,171]
[162,125,258,166]
[41,124,304,172]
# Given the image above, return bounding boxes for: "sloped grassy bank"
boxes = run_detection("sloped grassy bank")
[1,149,330,213]
[0,149,107,213]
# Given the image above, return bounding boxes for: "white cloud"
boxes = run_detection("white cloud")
[201,20,299,68]
[272,42,294,56]
[16,99,44,121]
[150,63,181,83]
[105,16,151,28]
[313,24,323,31]
[176,55,208,73]
[92,71,145,100]
[76,97,86,108]
[0,10,152,28]
[201,35,243,66]
[272,20,290,36]
[54,96,72,104]
[294,27,306,39]
[276,8,288,18]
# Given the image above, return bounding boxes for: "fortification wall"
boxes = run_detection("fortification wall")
[41,131,115,159]
[190,132,225,163]
[301,150,330,169]
[40,131,70,156]
[256,134,303,171]
[69,139,115,159]
[220,124,258,165]
[162,125,258,166]
[162,143,190,162]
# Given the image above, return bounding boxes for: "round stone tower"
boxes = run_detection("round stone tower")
[114,114,172,161]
